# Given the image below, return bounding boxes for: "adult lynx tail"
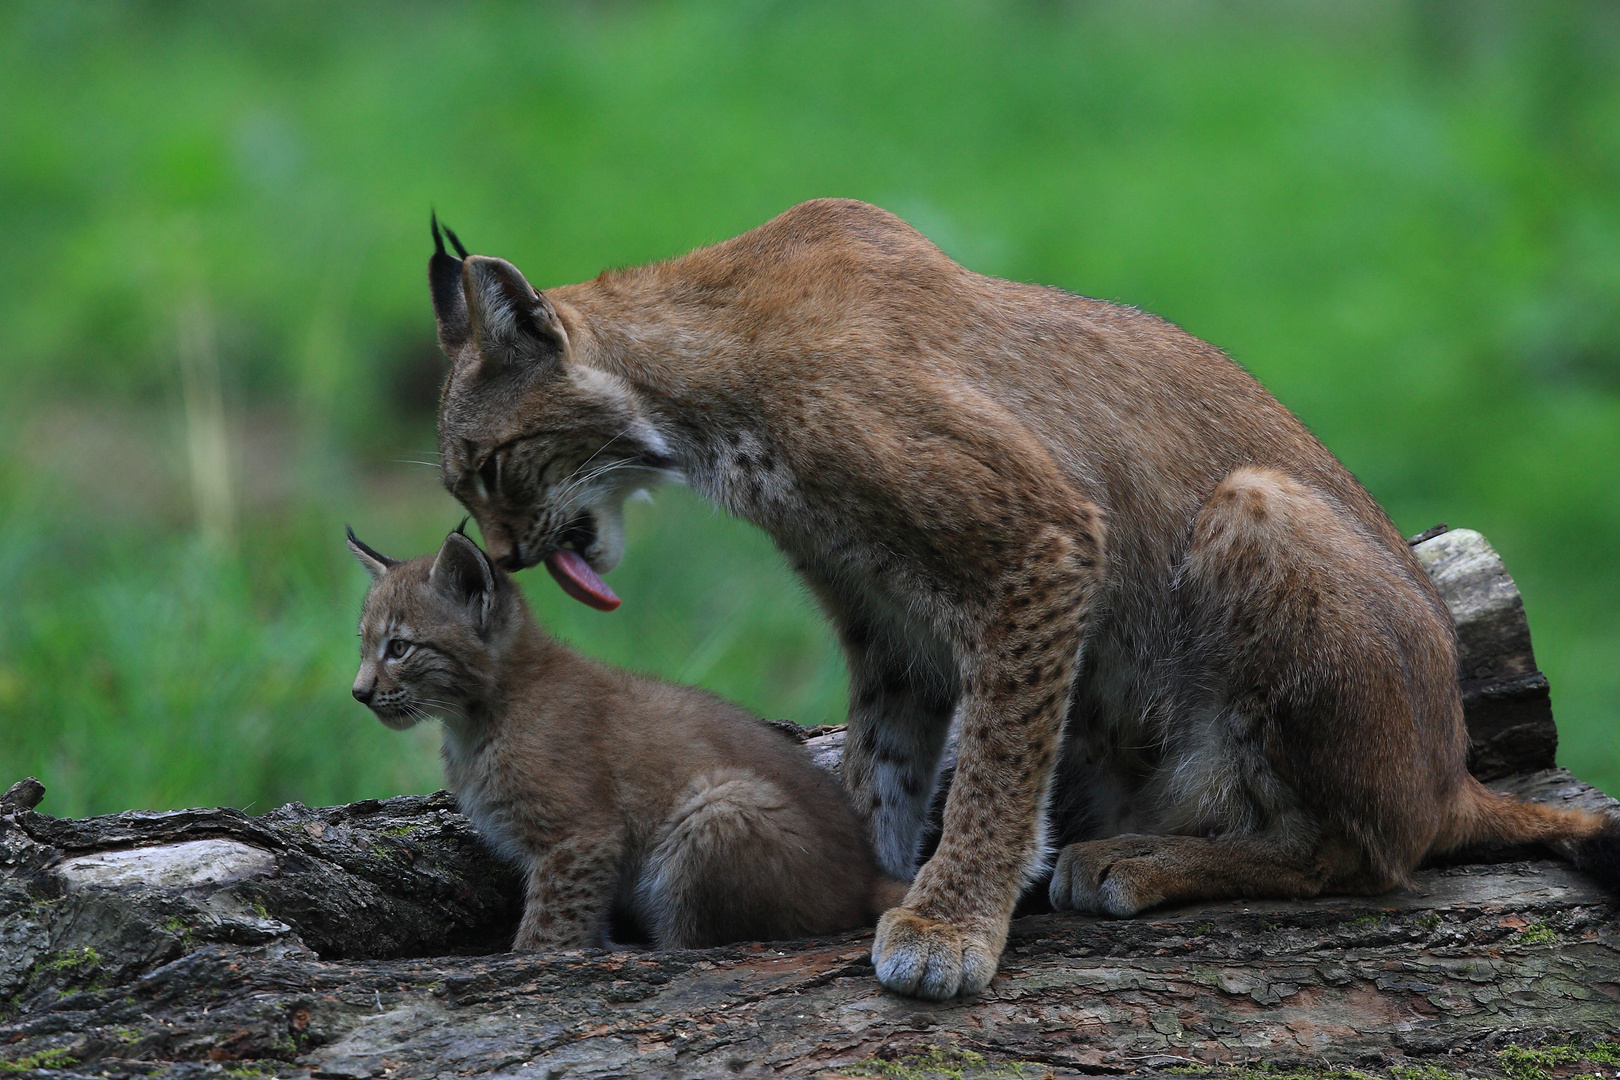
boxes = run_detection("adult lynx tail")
[1442,777,1620,893]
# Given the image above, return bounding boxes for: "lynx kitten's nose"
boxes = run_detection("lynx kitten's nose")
[352,681,374,705]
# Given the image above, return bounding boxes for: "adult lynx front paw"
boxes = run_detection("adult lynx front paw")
[871,907,998,1000]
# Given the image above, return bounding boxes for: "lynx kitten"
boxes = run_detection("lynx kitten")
[348,525,902,950]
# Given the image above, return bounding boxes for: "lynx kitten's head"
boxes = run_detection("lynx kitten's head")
[347,526,515,730]
[426,218,674,611]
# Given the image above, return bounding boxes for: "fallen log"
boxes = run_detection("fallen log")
[0,527,1613,1079]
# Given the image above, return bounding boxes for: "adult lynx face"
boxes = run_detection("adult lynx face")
[428,221,673,611]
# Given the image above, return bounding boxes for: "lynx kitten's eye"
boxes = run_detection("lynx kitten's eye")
[387,639,411,659]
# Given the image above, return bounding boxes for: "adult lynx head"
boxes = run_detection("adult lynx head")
[427,218,672,610]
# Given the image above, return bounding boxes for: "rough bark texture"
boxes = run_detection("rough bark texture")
[1,527,1614,1079]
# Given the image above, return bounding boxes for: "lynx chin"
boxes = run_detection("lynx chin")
[348,525,904,951]
[425,200,1620,998]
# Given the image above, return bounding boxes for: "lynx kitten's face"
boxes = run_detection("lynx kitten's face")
[347,530,500,730]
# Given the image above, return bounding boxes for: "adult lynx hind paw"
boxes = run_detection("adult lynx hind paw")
[871,908,998,1000]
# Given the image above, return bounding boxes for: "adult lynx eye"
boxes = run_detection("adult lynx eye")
[479,453,501,493]
[387,639,411,659]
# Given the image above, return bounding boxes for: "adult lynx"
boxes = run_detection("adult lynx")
[425,200,1619,998]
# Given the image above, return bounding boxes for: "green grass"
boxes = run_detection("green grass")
[843,1044,1045,1080]
[1168,1067,1381,1080]
[0,1,1617,812]
[1499,1042,1620,1080]
[0,1047,78,1073]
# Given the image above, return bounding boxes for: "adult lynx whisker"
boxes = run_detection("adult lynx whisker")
[552,438,639,505]
[550,428,634,503]
[557,460,679,512]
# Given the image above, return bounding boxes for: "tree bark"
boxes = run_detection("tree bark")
[0,527,1613,1079]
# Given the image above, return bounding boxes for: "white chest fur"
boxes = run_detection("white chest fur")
[439,719,527,865]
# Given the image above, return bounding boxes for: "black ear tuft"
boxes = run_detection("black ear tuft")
[429,212,471,355]
[443,223,470,259]
[346,525,400,579]
[454,516,470,536]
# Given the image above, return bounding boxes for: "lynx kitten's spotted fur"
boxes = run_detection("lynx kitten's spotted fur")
[348,526,902,951]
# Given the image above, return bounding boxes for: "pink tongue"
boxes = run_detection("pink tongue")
[545,549,622,611]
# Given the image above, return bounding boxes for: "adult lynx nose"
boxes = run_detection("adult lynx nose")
[481,530,518,569]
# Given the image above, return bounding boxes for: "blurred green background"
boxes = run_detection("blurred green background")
[1,1,1616,816]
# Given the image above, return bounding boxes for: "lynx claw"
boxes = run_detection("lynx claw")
[872,908,998,1000]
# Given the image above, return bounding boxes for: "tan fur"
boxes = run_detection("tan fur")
[424,200,1614,998]
[348,528,897,951]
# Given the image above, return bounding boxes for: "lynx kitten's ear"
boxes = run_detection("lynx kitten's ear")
[346,526,400,579]
[431,530,498,631]
[428,213,471,356]
[461,254,568,370]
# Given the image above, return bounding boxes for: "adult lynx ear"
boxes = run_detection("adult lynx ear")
[429,213,471,356]
[346,526,400,579]
[461,254,568,369]
[431,529,498,631]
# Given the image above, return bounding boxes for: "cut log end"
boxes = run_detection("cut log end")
[1411,527,1559,777]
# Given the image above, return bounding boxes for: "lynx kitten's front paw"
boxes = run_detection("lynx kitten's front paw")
[871,908,998,1000]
